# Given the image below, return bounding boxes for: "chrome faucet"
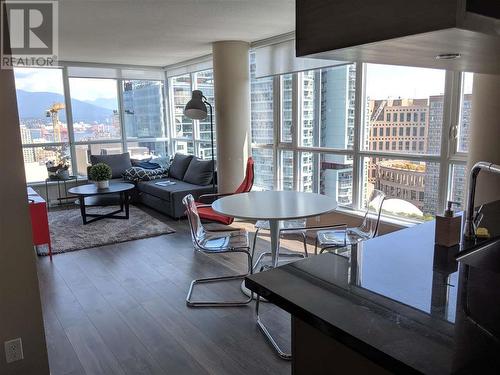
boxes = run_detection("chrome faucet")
[464,161,500,239]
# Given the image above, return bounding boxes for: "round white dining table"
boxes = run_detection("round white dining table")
[212,191,338,268]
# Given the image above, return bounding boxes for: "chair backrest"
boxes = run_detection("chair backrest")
[358,189,386,239]
[234,157,255,194]
[182,194,206,249]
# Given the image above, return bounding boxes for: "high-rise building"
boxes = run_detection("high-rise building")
[366,98,430,216]
[368,98,428,154]
[423,95,444,213]
[196,70,216,160]
[424,94,472,212]
[318,65,356,205]
[450,94,472,211]
[376,160,426,210]
[249,59,356,200]
[250,53,274,190]
[20,125,35,162]
[123,80,164,139]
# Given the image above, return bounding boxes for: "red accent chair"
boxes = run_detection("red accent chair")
[195,157,255,225]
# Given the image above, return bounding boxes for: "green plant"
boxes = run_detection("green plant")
[89,163,112,181]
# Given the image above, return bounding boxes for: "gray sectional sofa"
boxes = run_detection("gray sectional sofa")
[88,152,215,219]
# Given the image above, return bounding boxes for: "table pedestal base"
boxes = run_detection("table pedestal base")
[241,218,307,299]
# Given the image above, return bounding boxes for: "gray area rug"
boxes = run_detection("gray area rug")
[41,205,175,255]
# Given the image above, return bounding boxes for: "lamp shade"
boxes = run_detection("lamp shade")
[184,90,208,120]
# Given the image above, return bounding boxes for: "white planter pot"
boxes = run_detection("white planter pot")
[95,180,109,189]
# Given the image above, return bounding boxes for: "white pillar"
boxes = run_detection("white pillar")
[212,41,251,193]
[466,73,500,205]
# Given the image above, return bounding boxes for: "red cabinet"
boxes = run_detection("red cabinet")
[27,187,52,260]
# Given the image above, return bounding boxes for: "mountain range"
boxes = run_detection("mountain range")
[15,90,116,123]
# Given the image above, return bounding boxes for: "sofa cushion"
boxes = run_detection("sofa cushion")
[136,178,196,201]
[123,166,168,182]
[183,157,214,186]
[90,153,132,179]
[168,153,193,180]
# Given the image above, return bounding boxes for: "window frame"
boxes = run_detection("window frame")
[18,64,168,184]
[167,69,216,160]
[250,60,471,222]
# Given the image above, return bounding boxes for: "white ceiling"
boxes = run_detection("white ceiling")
[58,0,295,67]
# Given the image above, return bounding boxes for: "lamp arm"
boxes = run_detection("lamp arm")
[203,99,216,193]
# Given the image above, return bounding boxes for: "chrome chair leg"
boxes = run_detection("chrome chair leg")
[253,250,271,271]
[251,227,261,263]
[256,293,291,360]
[300,232,308,257]
[186,250,253,307]
[320,246,349,255]
[320,246,335,254]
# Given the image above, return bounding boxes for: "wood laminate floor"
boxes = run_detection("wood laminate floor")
[37,205,314,375]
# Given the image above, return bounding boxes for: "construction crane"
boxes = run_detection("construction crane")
[46,102,65,143]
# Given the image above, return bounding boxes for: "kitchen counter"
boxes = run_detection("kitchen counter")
[245,201,500,374]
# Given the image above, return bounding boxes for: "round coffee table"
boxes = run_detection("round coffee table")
[68,182,134,225]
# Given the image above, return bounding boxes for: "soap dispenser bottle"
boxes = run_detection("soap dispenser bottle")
[435,201,461,247]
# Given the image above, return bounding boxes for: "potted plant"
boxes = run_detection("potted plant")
[45,160,60,179]
[89,163,112,189]
[45,147,71,180]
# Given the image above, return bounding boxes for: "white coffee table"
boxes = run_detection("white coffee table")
[212,191,338,268]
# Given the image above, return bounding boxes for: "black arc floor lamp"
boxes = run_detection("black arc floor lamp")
[184,90,216,193]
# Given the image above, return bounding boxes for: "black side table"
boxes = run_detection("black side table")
[45,175,80,211]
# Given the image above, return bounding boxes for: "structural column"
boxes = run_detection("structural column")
[466,73,500,205]
[212,41,251,193]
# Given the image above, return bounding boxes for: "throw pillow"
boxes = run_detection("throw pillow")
[131,157,152,165]
[183,157,214,186]
[168,153,193,180]
[152,156,171,170]
[90,153,132,179]
[123,167,168,182]
[132,161,161,170]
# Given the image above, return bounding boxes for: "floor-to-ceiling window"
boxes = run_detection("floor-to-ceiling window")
[68,77,123,176]
[122,79,168,162]
[167,69,216,160]
[249,53,473,223]
[361,64,447,220]
[14,66,167,183]
[15,68,71,183]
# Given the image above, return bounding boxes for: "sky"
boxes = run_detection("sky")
[14,64,474,102]
[14,68,118,101]
[366,64,473,99]
[366,64,445,99]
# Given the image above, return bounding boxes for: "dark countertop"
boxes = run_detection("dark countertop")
[245,201,500,374]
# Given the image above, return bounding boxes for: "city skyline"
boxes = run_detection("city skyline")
[249,61,470,220]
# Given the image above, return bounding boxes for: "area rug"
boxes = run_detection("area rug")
[41,205,175,255]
